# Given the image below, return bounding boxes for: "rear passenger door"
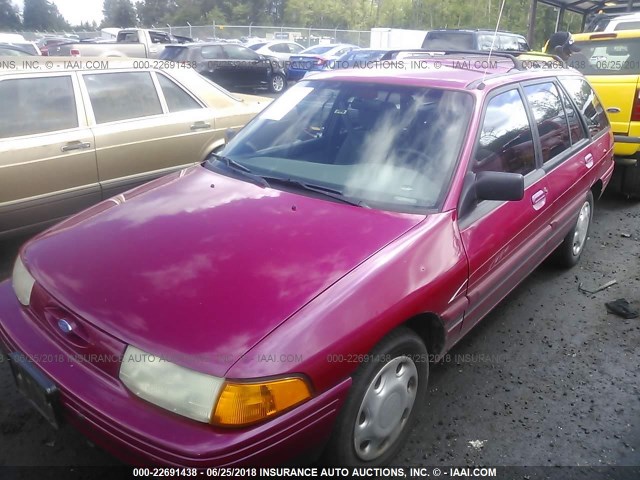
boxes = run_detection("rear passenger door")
[223,45,269,88]
[154,71,219,164]
[0,73,99,235]
[80,70,202,199]
[522,79,600,245]
[459,87,552,336]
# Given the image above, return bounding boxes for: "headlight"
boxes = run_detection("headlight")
[119,345,224,423]
[120,345,312,427]
[12,256,35,306]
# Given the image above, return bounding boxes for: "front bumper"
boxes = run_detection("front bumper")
[0,281,350,466]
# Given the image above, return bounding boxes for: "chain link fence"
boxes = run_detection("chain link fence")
[14,25,371,48]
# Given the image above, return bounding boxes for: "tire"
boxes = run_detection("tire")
[269,73,286,93]
[323,327,428,466]
[555,191,594,268]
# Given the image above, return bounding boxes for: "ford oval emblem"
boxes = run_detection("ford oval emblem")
[58,319,73,334]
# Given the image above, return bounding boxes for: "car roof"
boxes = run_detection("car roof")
[608,12,640,20]
[428,29,523,36]
[573,30,640,40]
[301,55,578,91]
[264,40,301,45]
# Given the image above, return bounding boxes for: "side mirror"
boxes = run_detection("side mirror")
[475,171,525,202]
[225,128,238,143]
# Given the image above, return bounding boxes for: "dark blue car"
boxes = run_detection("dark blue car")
[287,44,358,81]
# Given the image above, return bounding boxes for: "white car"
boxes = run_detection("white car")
[590,12,640,32]
[248,40,305,61]
[0,33,40,55]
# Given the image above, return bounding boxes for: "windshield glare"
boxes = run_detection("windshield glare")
[219,80,473,213]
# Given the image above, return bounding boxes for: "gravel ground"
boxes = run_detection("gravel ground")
[0,190,638,479]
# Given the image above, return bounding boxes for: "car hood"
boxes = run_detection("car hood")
[23,167,423,376]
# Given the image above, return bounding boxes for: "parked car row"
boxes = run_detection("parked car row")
[160,42,289,93]
[0,59,271,239]
[0,49,614,467]
[0,29,538,97]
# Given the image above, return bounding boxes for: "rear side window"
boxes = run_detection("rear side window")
[560,76,609,137]
[84,72,162,124]
[474,89,536,175]
[201,45,223,59]
[118,31,139,43]
[157,74,201,112]
[0,75,77,138]
[524,82,571,163]
[615,21,640,30]
[270,43,289,53]
[223,45,261,60]
[558,83,587,145]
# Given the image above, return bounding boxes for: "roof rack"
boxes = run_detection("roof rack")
[382,49,566,71]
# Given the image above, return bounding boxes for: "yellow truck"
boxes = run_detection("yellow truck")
[571,30,640,194]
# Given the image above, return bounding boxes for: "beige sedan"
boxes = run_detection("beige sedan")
[0,57,271,238]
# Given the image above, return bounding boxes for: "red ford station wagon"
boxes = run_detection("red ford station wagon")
[0,53,614,467]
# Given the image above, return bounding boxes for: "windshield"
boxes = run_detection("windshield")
[216,80,473,213]
[248,42,266,50]
[571,37,640,75]
[422,32,474,50]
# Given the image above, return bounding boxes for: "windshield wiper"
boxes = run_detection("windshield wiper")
[208,153,270,188]
[264,176,366,207]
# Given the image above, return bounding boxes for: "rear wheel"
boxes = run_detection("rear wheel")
[323,327,428,465]
[555,191,593,268]
[269,73,286,93]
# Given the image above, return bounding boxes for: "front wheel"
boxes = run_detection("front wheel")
[269,73,286,93]
[554,191,594,268]
[323,327,428,465]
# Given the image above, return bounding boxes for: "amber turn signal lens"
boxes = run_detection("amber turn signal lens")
[211,377,311,427]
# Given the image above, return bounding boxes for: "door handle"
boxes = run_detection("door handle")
[584,153,594,168]
[190,122,211,131]
[61,141,91,152]
[531,188,547,211]
[606,107,621,114]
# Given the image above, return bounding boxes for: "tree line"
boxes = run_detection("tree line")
[1,0,582,48]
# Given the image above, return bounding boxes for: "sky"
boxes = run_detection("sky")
[13,0,107,26]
